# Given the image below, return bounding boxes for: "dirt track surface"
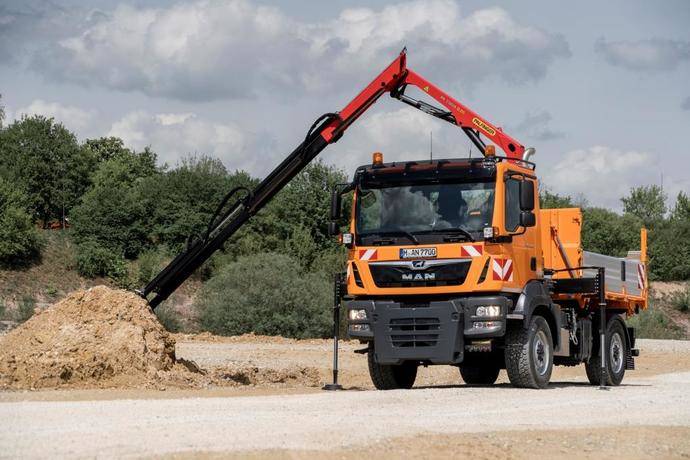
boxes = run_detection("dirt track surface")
[1,338,689,458]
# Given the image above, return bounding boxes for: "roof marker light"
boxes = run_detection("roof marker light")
[372,152,384,166]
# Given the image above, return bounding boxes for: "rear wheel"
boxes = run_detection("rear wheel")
[460,364,500,385]
[367,344,417,390]
[586,317,626,386]
[505,315,553,389]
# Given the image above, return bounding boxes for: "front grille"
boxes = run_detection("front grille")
[389,317,441,347]
[370,261,471,288]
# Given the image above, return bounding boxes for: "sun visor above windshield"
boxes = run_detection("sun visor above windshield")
[354,158,496,188]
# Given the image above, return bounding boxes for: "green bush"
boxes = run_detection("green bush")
[16,295,36,323]
[0,177,44,264]
[75,241,127,280]
[155,304,182,333]
[627,306,684,339]
[0,299,6,320]
[195,252,332,338]
[135,247,168,287]
[670,285,690,313]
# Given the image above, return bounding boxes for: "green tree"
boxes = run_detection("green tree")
[581,207,641,257]
[71,148,159,263]
[226,161,347,268]
[140,156,253,250]
[83,137,131,162]
[621,185,667,226]
[196,252,332,338]
[671,191,690,222]
[0,116,97,225]
[648,219,690,280]
[539,188,574,209]
[0,177,44,264]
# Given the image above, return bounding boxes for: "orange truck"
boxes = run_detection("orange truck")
[333,151,647,389]
[141,49,647,390]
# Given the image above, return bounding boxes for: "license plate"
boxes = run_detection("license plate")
[399,247,437,259]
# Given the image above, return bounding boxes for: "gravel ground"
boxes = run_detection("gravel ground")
[1,338,689,458]
[1,371,689,458]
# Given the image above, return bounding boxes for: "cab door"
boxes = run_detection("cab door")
[501,172,539,287]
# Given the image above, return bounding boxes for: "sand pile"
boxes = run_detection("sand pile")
[0,286,322,390]
[0,286,177,389]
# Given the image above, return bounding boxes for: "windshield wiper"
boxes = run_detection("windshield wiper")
[414,227,475,242]
[366,231,419,245]
[441,228,475,242]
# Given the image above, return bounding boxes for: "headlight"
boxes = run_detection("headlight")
[475,305,501,317]
[350,324,370,332]
[348,309,367,321]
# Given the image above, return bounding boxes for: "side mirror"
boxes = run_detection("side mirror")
[519,180,535,211]
[330,188,342,220]
[520,211,536,228]
[328,221,340,236]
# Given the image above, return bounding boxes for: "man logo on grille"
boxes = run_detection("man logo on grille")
[412,260,426,269]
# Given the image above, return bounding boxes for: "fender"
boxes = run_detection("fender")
[509,280,563,351]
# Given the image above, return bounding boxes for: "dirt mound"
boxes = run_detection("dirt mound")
[212,365,321,387]
[0,286,176,389]
[0,286,323,391]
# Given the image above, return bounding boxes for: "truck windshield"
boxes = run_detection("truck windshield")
[356,181,495,243]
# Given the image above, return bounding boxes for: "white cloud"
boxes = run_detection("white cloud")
[106,110,271,173]
[36,0,569,101]
[514,110,564,141]
[13,99,96,132]
[328,107,474,175]
[543,146,661,210]
[595,38,690,71]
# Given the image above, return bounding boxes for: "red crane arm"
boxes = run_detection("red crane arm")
[140,49,526,308]
[319,49,525,159]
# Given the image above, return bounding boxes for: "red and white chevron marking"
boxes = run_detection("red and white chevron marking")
[492,258,514,281]
[637,263,646,290]
[460,244,483,258]
[359,249,378,261]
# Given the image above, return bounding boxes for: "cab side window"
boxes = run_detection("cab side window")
[505,179,521,232]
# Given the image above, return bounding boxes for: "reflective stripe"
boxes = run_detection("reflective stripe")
[492,258,514,281]
[359,249,378,261]
[460,244,483,257]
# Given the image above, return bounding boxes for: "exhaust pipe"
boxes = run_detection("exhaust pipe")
[523,147,536,162]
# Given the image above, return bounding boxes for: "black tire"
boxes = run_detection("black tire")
[460,364,500,385]
[585,317,627,386]
[505,315,553,389]
[367,344,417,390]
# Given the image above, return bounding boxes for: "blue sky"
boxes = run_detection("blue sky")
[1,0,688,210]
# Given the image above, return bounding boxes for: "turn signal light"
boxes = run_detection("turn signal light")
[372,152,384,165]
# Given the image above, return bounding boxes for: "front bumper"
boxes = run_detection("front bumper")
[346,296,510,365]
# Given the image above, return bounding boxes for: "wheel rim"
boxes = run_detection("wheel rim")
[533,330,550,376]
[610,332,624,374]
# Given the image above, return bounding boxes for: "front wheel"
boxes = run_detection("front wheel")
[586,317,627,386]
[367,344,417,390]
[505,316,553,389]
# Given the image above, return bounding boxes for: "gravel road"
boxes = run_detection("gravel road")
[2,339,690,458]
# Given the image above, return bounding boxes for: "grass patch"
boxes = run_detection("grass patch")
[16,295,36,323]
[627,305,685,340]
[669,285,690,313]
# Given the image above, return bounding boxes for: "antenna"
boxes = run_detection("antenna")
[429,131,433,161]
